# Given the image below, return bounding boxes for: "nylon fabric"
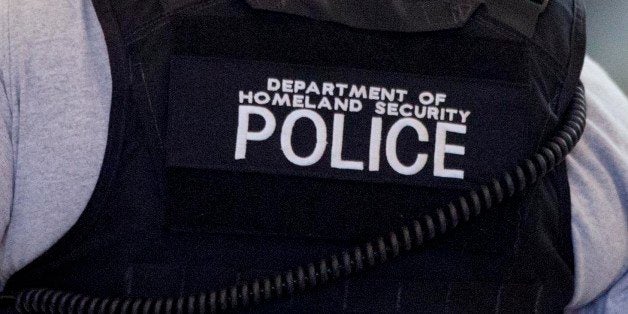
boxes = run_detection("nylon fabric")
[246,0,549,36]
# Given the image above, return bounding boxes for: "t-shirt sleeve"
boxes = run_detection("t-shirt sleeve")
[0,0,14,264]
[0,0,112,290]
[566,56,628,312]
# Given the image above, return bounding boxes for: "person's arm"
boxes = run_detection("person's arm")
[0,0,14,289]
[567,56,628,312]
[0,0,112,290]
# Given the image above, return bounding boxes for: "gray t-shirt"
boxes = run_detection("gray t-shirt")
[0,1,626,312]
[0,0,111,288]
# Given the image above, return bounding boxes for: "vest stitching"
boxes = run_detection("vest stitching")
[474,14,566,79]
[124,0,230,45]
[136,62,164,150]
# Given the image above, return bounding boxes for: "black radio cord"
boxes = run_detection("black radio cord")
[3,84,587,313]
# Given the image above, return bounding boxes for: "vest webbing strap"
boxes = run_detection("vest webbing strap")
[246,0,549,37]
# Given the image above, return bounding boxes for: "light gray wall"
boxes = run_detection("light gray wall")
[586,1,628,92]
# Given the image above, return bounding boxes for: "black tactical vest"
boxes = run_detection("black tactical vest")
[4,0,587,312]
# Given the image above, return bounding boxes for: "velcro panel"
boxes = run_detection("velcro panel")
[165,55,547,240]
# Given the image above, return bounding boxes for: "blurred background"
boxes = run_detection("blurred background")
[586,1,628,92]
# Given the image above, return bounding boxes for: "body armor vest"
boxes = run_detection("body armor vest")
[4,0,587,312]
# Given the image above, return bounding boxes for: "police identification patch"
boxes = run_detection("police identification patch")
[166,56,547,238]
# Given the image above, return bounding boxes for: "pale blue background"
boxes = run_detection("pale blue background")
[586,1,628,92]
